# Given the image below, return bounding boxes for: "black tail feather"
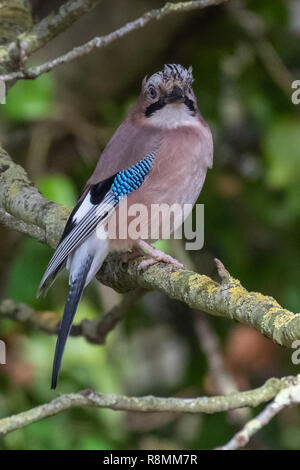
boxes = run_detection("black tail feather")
[51,255,93,389]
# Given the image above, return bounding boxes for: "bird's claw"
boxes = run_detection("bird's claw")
[138,253,184,270]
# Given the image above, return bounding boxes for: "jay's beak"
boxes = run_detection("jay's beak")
[165,85,184,104]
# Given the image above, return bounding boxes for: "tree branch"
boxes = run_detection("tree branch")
[0,0,229,81]
[21,0,103,55]
[98,254,300,348]
[0,146,70,249]
[171,239,249,423]
[219,375,300,450]
[0,299,59,336]
[0,375,295,438]
[0,0,103,75]
[0,0,32,75]
[228,2,294,98]
[0,146,299,348]
[0,289,144,344]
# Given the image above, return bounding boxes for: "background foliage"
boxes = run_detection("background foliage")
[0,0,299,450]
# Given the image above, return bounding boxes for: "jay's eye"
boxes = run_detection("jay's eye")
[148,86,157,99]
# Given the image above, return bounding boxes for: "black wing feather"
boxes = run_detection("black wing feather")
[37,175,118,297]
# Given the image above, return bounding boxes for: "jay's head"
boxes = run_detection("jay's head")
[140,64,198,127]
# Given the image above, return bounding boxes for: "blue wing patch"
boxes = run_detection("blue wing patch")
[111,152,155,202]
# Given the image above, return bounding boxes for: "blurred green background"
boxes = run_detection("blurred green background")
[0,0,299,450]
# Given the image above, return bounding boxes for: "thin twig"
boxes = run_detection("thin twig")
[218,377,300,450]
[0,290,145,344]
[0,0,103,76]
[228,2,295,97]
[25,0,104,54]
[0,208,46,243]
[171,240,241,398]
[0,0,228,81]
[171,240,249,423]
[195,314,250,425]
[71,288,146,343]
[195,316,236,394]
[0,376,294,437]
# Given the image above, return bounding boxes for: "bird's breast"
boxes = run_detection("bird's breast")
[149,124,212,206]
[108,123,213,248]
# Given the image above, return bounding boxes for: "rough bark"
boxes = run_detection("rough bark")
[0,375,296,438]
[0,0,102,75]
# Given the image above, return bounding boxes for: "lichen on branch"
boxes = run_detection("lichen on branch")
[0,0,228,80]
[0,0,103,75]
[0,375,296,438]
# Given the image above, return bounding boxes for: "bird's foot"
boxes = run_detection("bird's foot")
[137,240,184,270]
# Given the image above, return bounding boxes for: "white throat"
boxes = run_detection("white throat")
[148,102,198,129]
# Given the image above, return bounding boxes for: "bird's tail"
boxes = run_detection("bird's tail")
[51,255,93,389]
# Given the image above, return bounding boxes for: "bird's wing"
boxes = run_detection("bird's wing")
[37,150,157,296]
[85,118,162,186]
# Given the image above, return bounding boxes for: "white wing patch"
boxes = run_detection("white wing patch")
[73,193,95,223]
[38,190,116,294]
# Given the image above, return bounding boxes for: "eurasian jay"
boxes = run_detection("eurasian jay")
[38,64,213,389]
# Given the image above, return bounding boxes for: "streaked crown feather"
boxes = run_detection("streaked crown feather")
[146,64,194,88]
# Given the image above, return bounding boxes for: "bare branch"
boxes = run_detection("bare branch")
[196,314,251,425]
[0,0,229,81]
[171,240,249,423]
[219,376,300,450]
[171,242,243,396]
[99,252,300,348]
[0,376,294,438]
[0,146,70,249]
[195,315,238,395]
[0,298,60,334]
[79,288,145,344]
[0,290,144,344]
[0,208,45,243]
[0,0,103,76]
[22,0,103,55]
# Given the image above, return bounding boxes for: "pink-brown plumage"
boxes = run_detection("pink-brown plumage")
[39,64,213,389]
[108,121,213,251]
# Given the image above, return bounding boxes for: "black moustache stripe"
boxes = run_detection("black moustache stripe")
[145,99,165,117]
[184,96,195,113]
[145,96,196,117]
